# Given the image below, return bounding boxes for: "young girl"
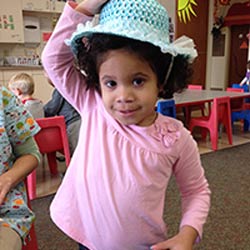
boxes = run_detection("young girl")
[0,86,40,250]
[42,0,211,250]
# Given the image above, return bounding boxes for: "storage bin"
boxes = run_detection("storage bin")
[23,16,40,43]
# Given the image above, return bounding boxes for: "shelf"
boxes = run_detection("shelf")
[22,9,61,16]
[0,65,43,70]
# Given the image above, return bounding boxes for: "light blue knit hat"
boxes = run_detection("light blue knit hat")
[66,0,197,60]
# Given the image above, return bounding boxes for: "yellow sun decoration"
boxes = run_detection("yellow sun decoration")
[178,0,198,23]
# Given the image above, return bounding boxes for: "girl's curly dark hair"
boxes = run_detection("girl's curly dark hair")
[76,34,193,99]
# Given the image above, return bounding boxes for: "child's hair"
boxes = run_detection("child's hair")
[9,73,35,95]
[77,34,193,99]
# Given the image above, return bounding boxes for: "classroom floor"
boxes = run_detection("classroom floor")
[36,122,250,199]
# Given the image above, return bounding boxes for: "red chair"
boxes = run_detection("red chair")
[226,87,244,92]
[27,116,71,200]
[22,179,38,250]
[184,84,206,126]
[189,96,233,151]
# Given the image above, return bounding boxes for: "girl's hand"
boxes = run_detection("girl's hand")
[150,226,197,250]
[76,0,109,16]
[150,236,192,250]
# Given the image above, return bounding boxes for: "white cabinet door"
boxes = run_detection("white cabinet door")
[0,0,24,43]
[22,0,65,13]
[22,0,50,12]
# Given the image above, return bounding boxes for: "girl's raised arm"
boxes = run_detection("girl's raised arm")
[76,0,108,16]
[42,1,107,113]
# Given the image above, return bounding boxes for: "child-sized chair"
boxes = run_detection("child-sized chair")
[232,83,249,92]
[226,87,250,131]
[189,96,233,151]
[157,99,176,118]
[232,83,250,104]
[27,116,71,200]
[184,84,207,126]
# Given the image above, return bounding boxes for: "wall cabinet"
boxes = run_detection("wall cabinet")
[22,0,51,12]
[0,0,24,43]
[22,0,65,13]
[0,0,66,44]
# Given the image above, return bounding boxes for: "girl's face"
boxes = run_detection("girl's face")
[98,49,159,127]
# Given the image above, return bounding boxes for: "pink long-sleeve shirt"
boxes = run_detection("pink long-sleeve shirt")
[42,3,211,250]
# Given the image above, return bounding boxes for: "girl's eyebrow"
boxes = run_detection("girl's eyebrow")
[100,75,115,81]
[133,72,149,77]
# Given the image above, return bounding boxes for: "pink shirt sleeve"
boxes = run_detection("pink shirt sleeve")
[42,2,93,114]
[173,128,211,241]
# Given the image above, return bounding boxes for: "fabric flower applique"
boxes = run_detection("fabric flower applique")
[151,121,181,148]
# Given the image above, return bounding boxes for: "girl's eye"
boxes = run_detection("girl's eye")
[133,78,145,87]
[105,80,117,88]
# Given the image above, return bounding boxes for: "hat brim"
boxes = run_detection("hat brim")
[66,18,198,61]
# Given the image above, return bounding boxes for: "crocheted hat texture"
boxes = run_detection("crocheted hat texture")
[66,0,197,60]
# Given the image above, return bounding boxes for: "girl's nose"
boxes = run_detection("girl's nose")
[117,86,134,103]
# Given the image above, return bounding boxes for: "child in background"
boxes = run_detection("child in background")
[42,0,211,250]
[0,86,41,250]
[8,72,44,119]
[240,60,250,86]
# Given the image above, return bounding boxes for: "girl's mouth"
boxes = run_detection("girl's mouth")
[117,108,138,117]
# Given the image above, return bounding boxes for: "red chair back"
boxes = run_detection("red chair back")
[226,87,244,92]
[188,84,203,90]
[27,116,71,200]
[35,116,71,167]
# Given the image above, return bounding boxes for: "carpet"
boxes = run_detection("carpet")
[31,143,250,250]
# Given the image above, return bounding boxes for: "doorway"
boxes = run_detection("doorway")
[229,25,249,86]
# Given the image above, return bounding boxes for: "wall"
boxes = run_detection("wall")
[206,0,248,90]
[158,0,175,22]
[163,0,248,90]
